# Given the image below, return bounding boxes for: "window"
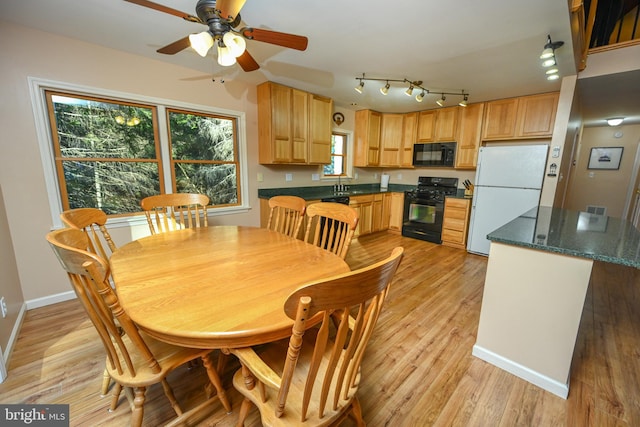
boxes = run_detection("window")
[32,79,248,226]
[323,132,348,177]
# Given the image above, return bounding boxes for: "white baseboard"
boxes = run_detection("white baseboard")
[472,344,569,399]
[25,290,76,310]
[1,302,27,383]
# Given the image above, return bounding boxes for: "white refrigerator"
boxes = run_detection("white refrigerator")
[467,145,548,256]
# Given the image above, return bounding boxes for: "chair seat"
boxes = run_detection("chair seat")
[232,329,360,426]
[107,331,213,388]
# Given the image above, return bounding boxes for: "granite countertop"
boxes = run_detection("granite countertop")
[258,184,416,201]
[487,206,640,268]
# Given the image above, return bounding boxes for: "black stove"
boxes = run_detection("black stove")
[402,177,459,243]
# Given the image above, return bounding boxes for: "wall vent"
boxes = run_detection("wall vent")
[586,205,607,216]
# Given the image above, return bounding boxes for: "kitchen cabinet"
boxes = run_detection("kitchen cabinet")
[416,107,459,142]
[354,110,382,167]
[379,113,404,167]
[442,197,471,249]
[388,192,404,232]
[349,195,373,236]
[482,92,559,141]
[401,112,417,168]
[372,193,392,233]
[258,81,333,164]
[455,102,485,169]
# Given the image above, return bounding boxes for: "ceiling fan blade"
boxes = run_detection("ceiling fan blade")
[157,36,191,55]
[216,0,247,21]
[236,50,260,72]
[124,0,202,23]
[242,28,308,51]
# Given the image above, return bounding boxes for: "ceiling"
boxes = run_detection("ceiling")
[1,0,638,126]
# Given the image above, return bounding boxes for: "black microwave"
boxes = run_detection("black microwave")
[413,142,456,167]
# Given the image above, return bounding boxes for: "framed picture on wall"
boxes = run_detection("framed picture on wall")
[587,146,623,170]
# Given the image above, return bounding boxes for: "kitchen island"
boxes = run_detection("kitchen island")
[472,206,640,398]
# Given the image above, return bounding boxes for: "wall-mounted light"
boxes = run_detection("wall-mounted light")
[353,73,469,104]
[607,117,624,126]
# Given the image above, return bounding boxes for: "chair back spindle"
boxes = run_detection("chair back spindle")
[140,193,209,234]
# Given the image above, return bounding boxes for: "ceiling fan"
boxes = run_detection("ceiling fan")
[125,0,308,72]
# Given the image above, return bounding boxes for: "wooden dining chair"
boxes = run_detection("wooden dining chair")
[60,207,116,261]
[303,202,359,259]
[60,207,119,398]
[229,246,404,426]
[266,196,307,239]
[46,228,232,427]
[140,193,210,235]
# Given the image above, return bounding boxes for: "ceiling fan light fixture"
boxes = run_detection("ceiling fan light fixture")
[380,82,390,95]
[189,31,214,57]
[355,81,365,94]
[223,31,246,57]
[217,43,237,66]
[607,117,624,126]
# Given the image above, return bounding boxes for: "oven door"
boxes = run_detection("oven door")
[401,192,445,243]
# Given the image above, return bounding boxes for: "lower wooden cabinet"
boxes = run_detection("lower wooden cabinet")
[388,192,404,232]
[442,197,471,249]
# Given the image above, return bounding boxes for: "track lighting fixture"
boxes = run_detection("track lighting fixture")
[436,95,446,107]
[607,118,624,126]
[353,74,469,104]
[540,35,564,81]
[459,94,469,107]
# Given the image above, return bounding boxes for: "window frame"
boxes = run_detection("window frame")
[322,129,354,180]
[29,77,250,229]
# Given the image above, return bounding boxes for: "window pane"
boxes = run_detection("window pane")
[174,163,238,205]
[63,161,160,214]
[333,135,344,155]
[169,111,235,161]
[52,95,156,159]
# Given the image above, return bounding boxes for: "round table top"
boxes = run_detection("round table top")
[110,226,350,349]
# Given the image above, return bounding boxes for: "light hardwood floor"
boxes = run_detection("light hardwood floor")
[1,232,639,426]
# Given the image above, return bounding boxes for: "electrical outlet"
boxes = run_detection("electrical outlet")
[0,297,7,318]
[257,173,264,182]
[285,173,293,182]
[311,173,320,181]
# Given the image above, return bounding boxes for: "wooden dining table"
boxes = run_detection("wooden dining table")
[110,225,350,349]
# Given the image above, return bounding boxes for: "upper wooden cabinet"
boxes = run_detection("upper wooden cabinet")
[379,113,404,167]
[482,92,559,141]
[258,81,333,164]
[401,112,417,168]
[416,107,459,142]
[455,102,485,169]
[354,110,382,167]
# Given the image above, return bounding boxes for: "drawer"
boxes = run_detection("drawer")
[443,217,466,231]
[445,198,470,209]
[444,207,467,221]
[442,228,464,243]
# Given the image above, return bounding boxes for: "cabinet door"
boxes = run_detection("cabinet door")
[382,193,392,230]
[353,110,381,167]
[291,88,308,163]
[380,113,404,167]
[308,94,333,164]
[270,83,293,162]
[350,195,373,236]
[416,110,436,142]
[372,194,384,232]
[516,92,558,138]
[435,106,459,141]
[455,102,484,169]
[388,192,404,232]
[442,197,471,249]
[401,112,417,168]
[482,98,518,140]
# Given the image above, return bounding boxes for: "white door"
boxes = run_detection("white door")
[467,186,542,255]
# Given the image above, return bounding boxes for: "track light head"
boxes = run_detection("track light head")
[405,85,414,97]
[459,94,468,107]
[416,91,426,102]
[436,95,446,107]
[355,80,365,93]
[380,82,390,95]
